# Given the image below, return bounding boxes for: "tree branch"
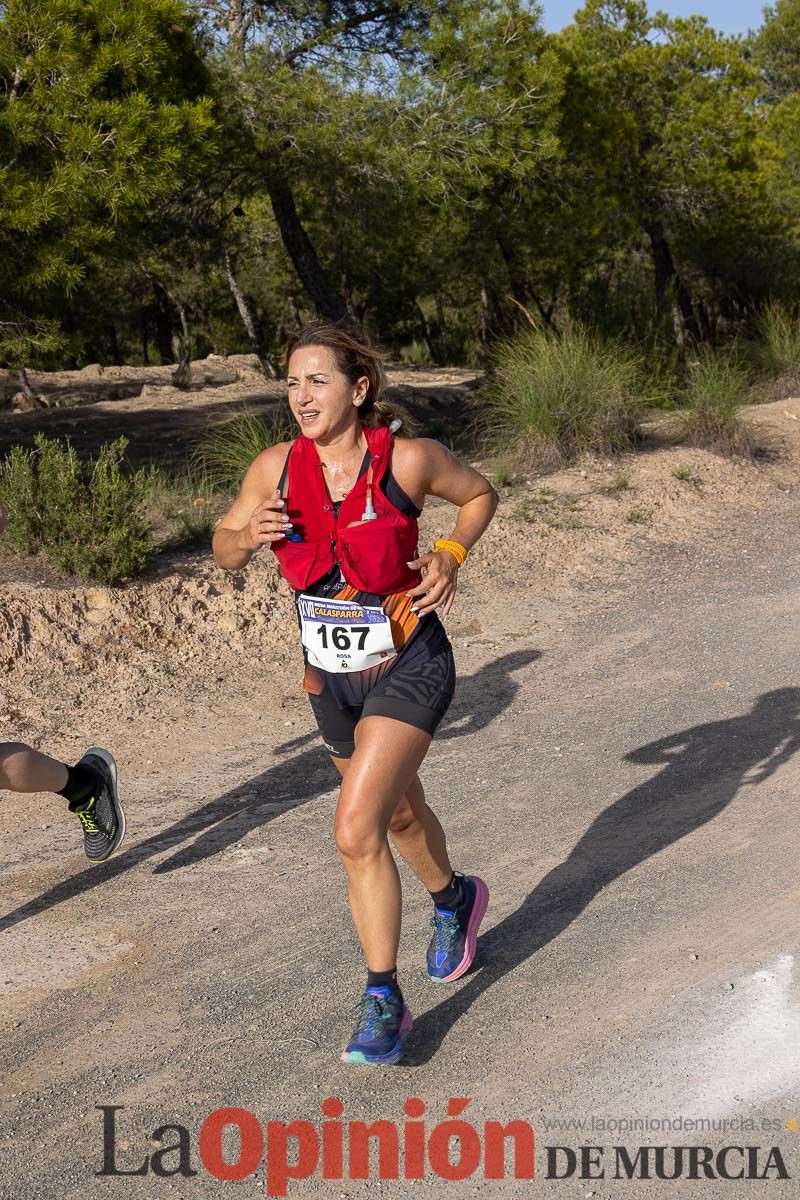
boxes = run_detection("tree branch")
[281,3,401,67]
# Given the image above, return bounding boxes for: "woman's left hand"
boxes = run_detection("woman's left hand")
[405,550,459,618]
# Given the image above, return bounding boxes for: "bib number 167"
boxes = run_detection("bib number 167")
[317,624,369,651]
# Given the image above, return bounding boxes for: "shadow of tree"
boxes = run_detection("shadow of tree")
[403,687,800,1065]
[0,393,285,469]
[0,380,478,469]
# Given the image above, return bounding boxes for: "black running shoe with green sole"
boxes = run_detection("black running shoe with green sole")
[70,747,126,863]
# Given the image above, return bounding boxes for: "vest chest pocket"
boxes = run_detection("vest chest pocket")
[335,514,420,594]
[297,593,397,673]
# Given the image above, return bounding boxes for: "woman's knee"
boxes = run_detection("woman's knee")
[334,804,387,862]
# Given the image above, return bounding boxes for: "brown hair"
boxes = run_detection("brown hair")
[284,320,414,435]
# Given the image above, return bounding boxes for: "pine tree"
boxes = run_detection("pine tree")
[0,0,215,379]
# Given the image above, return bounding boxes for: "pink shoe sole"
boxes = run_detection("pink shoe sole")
[433,876,489,984]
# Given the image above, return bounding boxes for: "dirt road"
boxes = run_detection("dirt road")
[2,370,800,1196]
[2,488,800,1197]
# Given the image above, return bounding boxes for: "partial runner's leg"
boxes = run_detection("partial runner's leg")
[0,742,125,863]
[332,758,452,894]
[335,716,433,1065]
[0,743,68,793]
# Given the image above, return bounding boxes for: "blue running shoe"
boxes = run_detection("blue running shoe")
[427,873,489,984]
[340,986,412,1066]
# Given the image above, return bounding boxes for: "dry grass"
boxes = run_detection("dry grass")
[482,325,659,469]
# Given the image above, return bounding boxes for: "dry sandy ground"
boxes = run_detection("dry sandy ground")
[1,367,800,1197]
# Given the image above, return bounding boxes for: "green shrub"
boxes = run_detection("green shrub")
[398,339,432,366]
[748,303,800,378]
[680,349,752,456]
[0,435,153,581]
[194,403,294,489]
[482,324,656,467]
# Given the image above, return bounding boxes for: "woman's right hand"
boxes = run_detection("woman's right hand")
[213,443,294,571]
[240,489,293,551]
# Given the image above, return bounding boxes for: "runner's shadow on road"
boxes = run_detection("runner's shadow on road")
[404,686,800,1066]
[0,649,538,933]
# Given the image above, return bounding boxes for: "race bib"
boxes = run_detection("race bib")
[298,593,397,673]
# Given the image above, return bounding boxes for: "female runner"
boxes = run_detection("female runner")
[213,322,498,1065]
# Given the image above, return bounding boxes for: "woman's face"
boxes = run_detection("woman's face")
[286,345,368,442]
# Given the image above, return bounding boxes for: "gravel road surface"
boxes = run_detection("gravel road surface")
[2,494,799,1199]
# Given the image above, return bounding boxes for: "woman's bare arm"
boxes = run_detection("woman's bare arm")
[393,438,499,617]
[212,443,292,571]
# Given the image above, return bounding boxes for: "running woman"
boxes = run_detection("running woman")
[213,322,498,1065]
[0,501,125,863]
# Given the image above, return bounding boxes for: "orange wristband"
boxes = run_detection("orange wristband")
[433,538,468,567]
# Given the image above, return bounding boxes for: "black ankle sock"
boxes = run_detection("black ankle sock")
[367,968,400,995]
[430,872,463,910]
[58,763,99,810]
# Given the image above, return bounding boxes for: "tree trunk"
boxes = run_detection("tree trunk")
[696,298,715,343]
[227,0,247,53]
[14,367,45,408]
[108,322,122,366]
[140,311,150,365]
[536,285,559,330]
[600,260,615,300]
[646,221,700,345]
[283,291,302,339]
[171,303,192,389]
[187,299,224,357]
[414,300,436,360]
[264,162,347,322]
[496,231,558,333]
[152,281,175,364]
[496,230,530,310]
[435,293,446,333]
[223,247,277,378]
[340,270,359,324]
[477,278,492,345]
[647,221,673,312]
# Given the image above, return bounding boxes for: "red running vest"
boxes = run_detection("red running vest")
[271,423,423,594]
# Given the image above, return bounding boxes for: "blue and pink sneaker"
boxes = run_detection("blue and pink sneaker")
[427,874,489,983]
[340,986,412,1066]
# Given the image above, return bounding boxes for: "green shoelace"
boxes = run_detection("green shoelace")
[76,797,99,835]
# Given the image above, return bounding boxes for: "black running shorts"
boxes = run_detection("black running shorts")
[308,646,456,759]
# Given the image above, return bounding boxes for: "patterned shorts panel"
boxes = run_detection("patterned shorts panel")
[307,646,456,759]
